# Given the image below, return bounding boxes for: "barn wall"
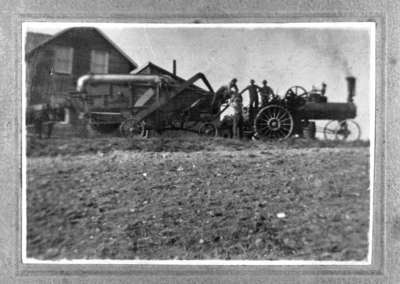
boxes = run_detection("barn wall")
[26,47,55,105]
[26,28,136,119]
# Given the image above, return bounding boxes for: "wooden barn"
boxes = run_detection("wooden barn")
[25,27,138,126]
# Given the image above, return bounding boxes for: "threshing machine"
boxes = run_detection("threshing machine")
[73,70,226,137]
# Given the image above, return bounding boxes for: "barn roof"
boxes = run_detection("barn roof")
[25,27,138,69]
[25,32,53,54]
[131,61,184,80]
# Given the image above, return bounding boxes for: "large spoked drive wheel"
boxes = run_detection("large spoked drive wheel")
[323,120,361,141]
[199,123,218,137]
[254,105,294,139]
[119,119,143,138]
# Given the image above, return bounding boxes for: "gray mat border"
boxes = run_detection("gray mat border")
[0,1,395,283]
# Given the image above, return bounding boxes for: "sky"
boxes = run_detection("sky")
[24,23,374,140]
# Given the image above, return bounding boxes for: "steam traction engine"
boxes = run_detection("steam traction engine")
[246,76,361,140]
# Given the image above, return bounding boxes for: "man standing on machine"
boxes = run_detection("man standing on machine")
[259,80,274,107]
[229,78,239,94]
[239,79,260,122]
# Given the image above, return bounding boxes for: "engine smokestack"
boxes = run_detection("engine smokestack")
[173,59,177,76]
[346,76,356,103]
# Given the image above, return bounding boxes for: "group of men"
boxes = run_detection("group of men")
[228,78,275,139]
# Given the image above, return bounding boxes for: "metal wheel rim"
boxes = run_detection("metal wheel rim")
[119,119,142,138]
[169,113,184,129]
[199,123,217,137]
[254,105,294,139]
[323,120,361,141]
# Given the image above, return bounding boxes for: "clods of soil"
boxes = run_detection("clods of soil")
[26,137,370,261]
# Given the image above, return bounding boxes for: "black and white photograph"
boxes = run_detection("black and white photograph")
[22,22,374,264]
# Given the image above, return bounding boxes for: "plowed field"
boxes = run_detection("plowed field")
[26,137,370,261]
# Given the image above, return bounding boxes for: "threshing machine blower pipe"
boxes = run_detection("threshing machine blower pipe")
[76,74,162,93]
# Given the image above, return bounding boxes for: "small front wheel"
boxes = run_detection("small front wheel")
[119,119,143,138]
[199,123,218,137]
[323,120,361,141]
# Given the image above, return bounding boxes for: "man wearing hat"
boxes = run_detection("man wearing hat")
[259,80,274,107]
[229,78,239,95]
[239,79,260,122]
